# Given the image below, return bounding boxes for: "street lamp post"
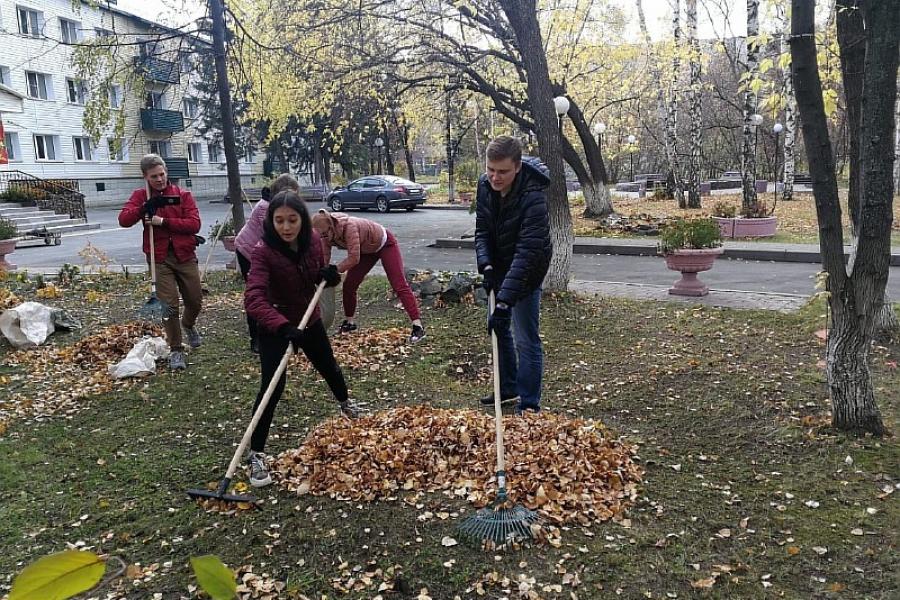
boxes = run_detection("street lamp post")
[592,122,607,183]
[627,134,636,182]
[772,122,783,205]
[553,96,570,136]
[374,137,384,175]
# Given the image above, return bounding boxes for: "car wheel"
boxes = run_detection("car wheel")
[376,196,390,213]
[329,196,343,211]
[405,205,414,212]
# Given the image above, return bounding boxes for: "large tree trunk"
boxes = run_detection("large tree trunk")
[686,0,702,208]
[777,2,797,202]
[894,78,900,195]
[499,0,572,291]
[667,0,686,207]
[393,110,416,182]
[741,0,761,211]
[836,0,864,236]
[791,0,898,436]
[563,96,613,217]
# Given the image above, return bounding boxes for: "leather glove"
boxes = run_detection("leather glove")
[318,264,341,288]
[481,267,495,294]
[142,196,165,217]
[278,324,304,352]
[487,302,511,337]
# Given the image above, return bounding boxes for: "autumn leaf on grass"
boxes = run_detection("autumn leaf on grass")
[691,575,718,589]
[190,555,237,600]
[9,551,105,600]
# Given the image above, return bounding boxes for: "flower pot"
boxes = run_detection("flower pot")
[222,235,237,270]
[663,247,724,297]
[732,216,777,238]
[712,217,734,238]
[0,238,17,272]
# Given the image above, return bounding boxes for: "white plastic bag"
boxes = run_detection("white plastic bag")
[107,336,170,379]
[0,301,55,348]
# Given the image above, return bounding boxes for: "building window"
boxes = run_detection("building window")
[243,148,255,163]
[59,18,81,44]
[4,132,22,161]
[66,78,88,105]
[0,66,10,87]
[25,71,52,100]
[33,134,59,161]
[17,6,43,37]
[145,90,164,109]
[207,144,221,163]
[95,27,113,38]
[187,142,202,163]
[95,182,106,192]
[108,84,122,109]
[182,98,198,119]
[108,137,128,162]
[149,140,172,158]
[180,52,192,74]
[73,137,93,161]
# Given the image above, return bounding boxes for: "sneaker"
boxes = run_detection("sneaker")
[169,350,187,370]
[339,399,364,419]
[409,324,426,344]
[250,338,259,354]
[184,326,203,348]
[338,320,358,334]
[479,393,520,406]
[247,451,272,488]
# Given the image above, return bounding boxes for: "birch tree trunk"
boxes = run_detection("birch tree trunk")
[777,2,796,201]
[667,0,686,207]
[894,79,900,195]
[741,0,761,211]
[636,0,670,185]
[686,0,702,208]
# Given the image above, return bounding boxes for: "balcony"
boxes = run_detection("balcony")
[133,56,180,84]
[163,158,190,179]
[140,108,185,133]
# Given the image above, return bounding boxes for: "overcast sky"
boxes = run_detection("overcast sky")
[116,0,749,40]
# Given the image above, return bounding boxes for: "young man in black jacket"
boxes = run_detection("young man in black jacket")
[474,136,552,414]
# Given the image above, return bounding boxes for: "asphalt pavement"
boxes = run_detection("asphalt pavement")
[8,199,900,312]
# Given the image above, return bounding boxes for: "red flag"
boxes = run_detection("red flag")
[0,117,7,164]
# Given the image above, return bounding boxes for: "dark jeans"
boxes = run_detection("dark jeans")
[249,319,348,452]
[492,289,543,410]
[236,250,257,345]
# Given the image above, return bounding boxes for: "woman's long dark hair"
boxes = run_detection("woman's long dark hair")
[263,190,311,253]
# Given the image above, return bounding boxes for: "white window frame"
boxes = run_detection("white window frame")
[243,148,255,164]
[207,143,221,163]
[66,78,87,105]
[95,27,113,38]
[107,138,129,162]
[25,71,52,100]
[17,6,43,38]
[73,136,93,161]
[146,90,164,110]
[108,84,122,109]
[149,140,172,158]
[187,142,202,163]
[3,132,22,161]
[59,18,81,44]
[182,97,199,119]
[33,134,59,161]
[0,66,11,87]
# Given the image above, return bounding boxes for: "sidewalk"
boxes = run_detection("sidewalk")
[433,235,900,266]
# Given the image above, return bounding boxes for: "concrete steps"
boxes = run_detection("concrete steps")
[0,201,101,245]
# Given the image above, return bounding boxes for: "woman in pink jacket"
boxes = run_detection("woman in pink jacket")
[311,209,425,343]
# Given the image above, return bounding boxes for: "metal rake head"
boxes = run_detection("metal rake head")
[138,293,170,322]
[457,503,543,546]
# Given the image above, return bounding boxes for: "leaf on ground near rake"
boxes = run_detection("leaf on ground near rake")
[827,582,846,592]
[787,546,800,556]
[9,550,105,600]
[850,528,864,536]
[190,555,237,600]
[690,576,717,589]
[814,329,828,341]
[812,546,828,556]
[441,536,458,547]
[717,528,731,538]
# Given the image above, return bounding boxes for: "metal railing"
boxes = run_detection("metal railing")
[0,170,86,220]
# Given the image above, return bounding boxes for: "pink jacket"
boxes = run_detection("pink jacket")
[234,199,268,258]
[320,212,387,272]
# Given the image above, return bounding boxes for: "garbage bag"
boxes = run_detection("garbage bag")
[0,301,55,348]
[107,336,170,379]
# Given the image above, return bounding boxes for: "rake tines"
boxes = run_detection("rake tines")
[457,502,543,546]
[138,293,170,322]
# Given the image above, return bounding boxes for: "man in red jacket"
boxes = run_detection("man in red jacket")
[118,154,203,370]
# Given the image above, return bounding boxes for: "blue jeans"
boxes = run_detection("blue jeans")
[493,289,543,410]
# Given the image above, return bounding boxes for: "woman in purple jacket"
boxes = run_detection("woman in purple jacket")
[243,191,357,487]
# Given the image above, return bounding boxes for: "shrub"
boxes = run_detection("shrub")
[742,199,770,218]
[658,217,722,254]
[208,219,236,238]
[712,201,737,218]
[0,218,18,241]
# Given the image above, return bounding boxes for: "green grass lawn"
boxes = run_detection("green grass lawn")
[1,272,897,599]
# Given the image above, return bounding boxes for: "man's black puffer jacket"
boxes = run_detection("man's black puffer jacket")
[474,157,553,306]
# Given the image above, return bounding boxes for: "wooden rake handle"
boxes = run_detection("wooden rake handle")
[223,280,327,481]
[489,291,508,495]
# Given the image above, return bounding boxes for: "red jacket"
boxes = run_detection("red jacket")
[244,230,324,334]
[118,182,201,263]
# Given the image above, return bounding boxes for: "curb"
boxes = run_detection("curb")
[432,238,900,266]
[418,204,471,211]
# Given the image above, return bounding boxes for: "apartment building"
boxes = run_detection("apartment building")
[0,0,263,207]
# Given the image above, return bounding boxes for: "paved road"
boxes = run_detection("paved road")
[10,200,900,301]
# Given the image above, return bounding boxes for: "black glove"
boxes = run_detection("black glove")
[278,324,304,352]
[481,268,495,294]
[487,302,511,336]
[142,196,166,217]
[318,264,341,288]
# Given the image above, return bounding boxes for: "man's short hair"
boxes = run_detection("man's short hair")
[270,173,301,197]
[140,154,166,175]
[486,135,522,163]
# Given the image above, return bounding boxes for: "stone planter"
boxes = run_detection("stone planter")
[712,217,734,238]
[0,238,17,271]
[713,216,777,239]
[663,247,724,297]
[221,235,237,270]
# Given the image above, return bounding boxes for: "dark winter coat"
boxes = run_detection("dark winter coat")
[474,156,552,306]
[244,228,324,334]
[118,182,201,263]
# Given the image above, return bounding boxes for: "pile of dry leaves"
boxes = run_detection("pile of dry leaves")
[275,405,642,527]
[293,327,411,371]
[1,322,162,433]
